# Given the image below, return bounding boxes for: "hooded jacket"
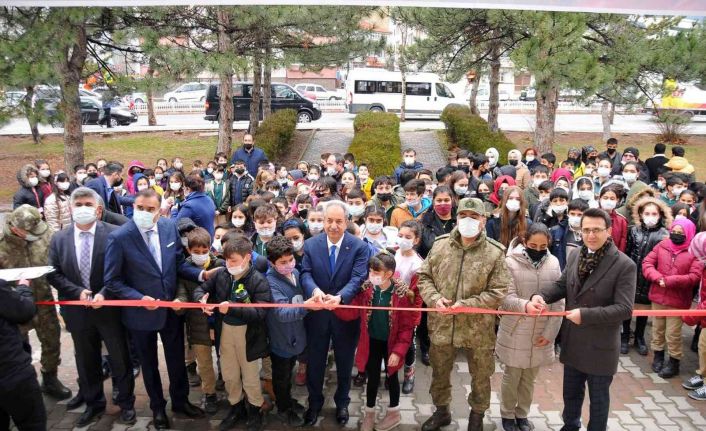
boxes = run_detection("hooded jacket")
[685,233,706,327]
[266,267,309,358]
[616,181,656,226]
[126,160,146,195]
[390,198,431,228]
[489,175,517,206]
[627,197,671,304]
[13,164,44,210]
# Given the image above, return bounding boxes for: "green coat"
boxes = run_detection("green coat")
[418,228,511,349]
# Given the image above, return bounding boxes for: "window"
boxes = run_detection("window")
[406,82,431,96]
[306,85,315,92]
[232,84,244,97]
[355,80,376,94]
[377,81,402,93]
[315,86,326,93]
[436,83,454,98]
[272,84,295,99]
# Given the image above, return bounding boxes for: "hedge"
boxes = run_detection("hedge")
[349,111,401,178]
[440,104,515,165]
[255,109,298,161]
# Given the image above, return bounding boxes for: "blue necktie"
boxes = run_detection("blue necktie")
[329,245,337,275]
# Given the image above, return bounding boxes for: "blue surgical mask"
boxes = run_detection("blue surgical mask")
[133,209,157,230]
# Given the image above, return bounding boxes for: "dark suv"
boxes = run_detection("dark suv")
[204,82,322,123]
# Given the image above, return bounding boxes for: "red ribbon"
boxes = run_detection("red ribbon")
[35,300,706,317]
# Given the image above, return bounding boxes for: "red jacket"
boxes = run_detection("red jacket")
[609,210,628,252]
[642,240,703,309]
[683,277,706,327]
[335,277,421,376]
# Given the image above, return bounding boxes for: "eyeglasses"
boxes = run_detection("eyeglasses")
[581,228,608,236]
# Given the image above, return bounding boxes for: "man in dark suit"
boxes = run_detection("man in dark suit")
[85,161,133,215]
[47,187,136,427]
[300,200,369,426]
[530,208,636,431]
[645,142,669,183]
[105,189,218,429]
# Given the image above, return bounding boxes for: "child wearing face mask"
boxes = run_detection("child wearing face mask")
[336,252,421,431]
[231,204,255,237]
[251,204,280,258]
[194,235,272,431]
[305,205,325,237]
[265,236,318,426]
[564,199,588,265]
[361,205,392,251]
[207,166,231,226]
[598,185,628,251]
[643,218,702,379]
[174,227,225,415]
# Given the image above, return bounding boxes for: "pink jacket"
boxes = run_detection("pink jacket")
[642,240,702,309]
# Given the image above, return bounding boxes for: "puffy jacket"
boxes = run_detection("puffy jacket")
[43,193,72,232]
[13,164,44,210]
[609,210,628,252]
[173,191,216,239]
[496,245,564,369]
[265,268,308,358]
[393,161,424,184]
[642,240,702,309]
[176,254,225,346]
[228,174,254,206]
[390,200,431,229]
[626,196,672,304]
[616,181,655,226]
[418,228,511,349]
[0,280,37,391]
[419,208,456,259]
[335,278,421,376]
[683,275,706,328]
[126,160,146,195]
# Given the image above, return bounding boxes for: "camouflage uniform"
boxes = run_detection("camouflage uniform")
[0,205,61,374]
[418,199,511,414]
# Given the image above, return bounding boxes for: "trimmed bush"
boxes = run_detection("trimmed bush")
[255,109,298,160]
[440,104,515,164]
[349,111,401,178]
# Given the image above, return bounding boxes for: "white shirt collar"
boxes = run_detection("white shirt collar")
[75,222,97,236]
[327,234,344,250]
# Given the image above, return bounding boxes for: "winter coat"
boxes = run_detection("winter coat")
[514,162,531,190]
[496,245,564,369]
[43,193,72,232]
[419,209,456,259]
[173,191,216,239]
[390,200,431,229]
[683,273,706,328]
[0,280,37,391]
[176,254,225,346]
[616,181,655,226]
[642,240,702,309]
[194,265,272,361]
[13,164,44,210]
[126,160,146,195]
[231,146,267,178]
[335,279,421,376]
[485,214,533,249]
[228,174,254,206]
[418,228,511,349]
[206,179,231,214]
[265,268,308,358]
[393,161,424,185]
[608,210,628,252]
[549,218,569,269]
[368,193,402,226]
[626,197,672,304]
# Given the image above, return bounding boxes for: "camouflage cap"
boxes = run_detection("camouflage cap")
[457,198,485,216]
[8,204,48,235]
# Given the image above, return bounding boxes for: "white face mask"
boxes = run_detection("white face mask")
[369,275,384,286]
[623,172,637,183]
[257,227,276,238]
[149,179,156,187]
[643,215,660,228]
[404,157,415,166]
[487,157,497,168]
[506,199,521,213]
[57,182,70,191]
[308,175,319,182]
[72,206,97,225]
[600,199,617,210]
[232,218,246,228]
[532,178,545,188]
[214,173,224,181]
[597,167,611,178]
[212,239,222,253]
[366,222,383,235]
[458,217,481,238]
[525,155,535,162]
[170,182,182,191]
[155,173,164,181]
[174,162,183,170]
[398,237,414,251]
[191,253,209,267]
[39,169,51,178]
[137,184,149,192]
[291,239,304,252]
[407,198,420,208]
[454,186,468,196]
[672,187,685,196]
[551,204,567,214]
[584,167,594,176]
[578,190,594,201]
[181,237,189,247]
[76,173,88,183]
[207,167,214,174]
[28,177,39,187]
[308,221,324,234]
[349,205,365,217]
[568,215,582,229]
[326,167,337,176]
[133,209,157,230]
[227,264,248,278]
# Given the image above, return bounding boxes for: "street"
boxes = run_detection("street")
[2,112,706,135]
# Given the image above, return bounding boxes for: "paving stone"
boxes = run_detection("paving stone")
[612,410,639,425]
[300,130,353,164]
[624,403,650,418]
[544,410,563,425]
[685,410,706,426]
[652,411,677,426]
[636,396,663,411]
[668,395,696,411]
[606,418,628,431]
[647,389,674,404]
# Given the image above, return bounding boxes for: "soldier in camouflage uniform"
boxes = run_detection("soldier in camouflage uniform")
[418,198,511,431]
[0,204,72,399]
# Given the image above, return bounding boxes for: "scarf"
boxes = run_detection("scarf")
[667,217,696,254]
[577,238,612,283]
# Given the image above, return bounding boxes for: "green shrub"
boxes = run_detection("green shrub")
[440,104,515,164]
[255,109,298,160]
[349,112,400,178]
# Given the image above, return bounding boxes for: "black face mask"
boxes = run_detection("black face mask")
[298,209,309,219]
[670,232,686,245]
[526,247,547,263]
[87,172,98,179]
[477,192,489,201]
[244,144,253,151]
[234,168,245,175]
[378,192,392,202]
[508,160,519,167]
[458,165,470,174]
[607,148,616,155]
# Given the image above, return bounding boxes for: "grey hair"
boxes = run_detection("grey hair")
[70,186,101,206]
[322,199,349,218]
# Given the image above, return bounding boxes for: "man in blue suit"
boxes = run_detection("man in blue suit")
[300,200,369,426]
[105,189,219,429]
[85,161,134,215]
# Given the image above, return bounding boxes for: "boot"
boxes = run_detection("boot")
[402,366,415,394]
[41,371,72,400]
[219,401,246,431]
[245,402,264,431]
[187,362,201,387]
[652,350,665,373]
[620,332,629,355]
[634,336,648,356]
[659,356,681,379]
[360,407,376,431]
[634,317,648,356]
[502,418,519,431]
[376,407,401,431]
[468,411,484,431]
[421,405,452,431]
[204,394,219,415]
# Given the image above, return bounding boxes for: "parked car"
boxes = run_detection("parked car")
[465,87,512,101]
[204,82,322,123]
[164,82,208,103]
[44,96,137,127]
[1,90,27,108]
[293,83,343,100]
[519,88,536,101]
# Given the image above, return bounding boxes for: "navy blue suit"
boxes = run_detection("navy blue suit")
[85,176,135,215]
[300,231,368,410]
[172,191,216,240]
[105,217,201,412]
